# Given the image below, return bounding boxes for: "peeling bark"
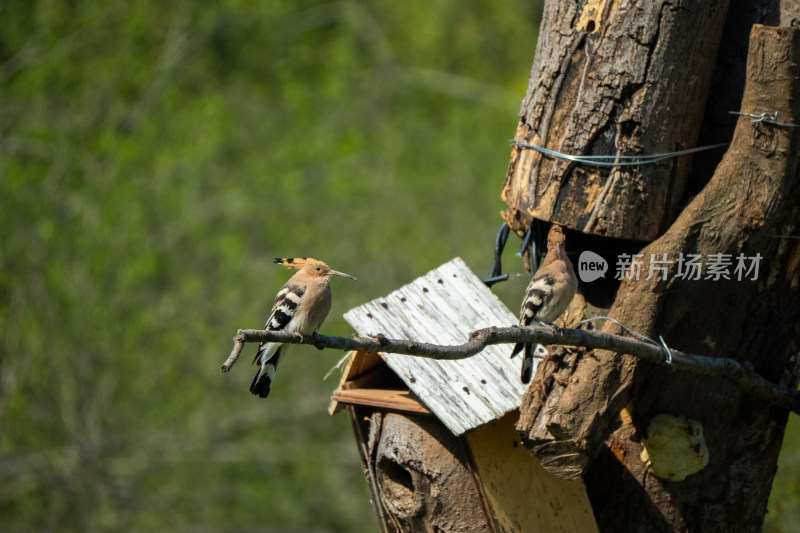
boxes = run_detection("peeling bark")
[517,24,800,532]
[502,0,730,240]
[369,413,491,532]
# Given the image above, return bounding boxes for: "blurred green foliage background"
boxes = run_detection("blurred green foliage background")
[1,1,797,532]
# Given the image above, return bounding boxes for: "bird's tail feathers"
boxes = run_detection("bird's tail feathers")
[520,343,534,384]
[510,342,524,358]
[252,341,281,365]
[250,349,282,398]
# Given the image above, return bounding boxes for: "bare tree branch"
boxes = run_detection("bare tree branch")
[220,325,800,414]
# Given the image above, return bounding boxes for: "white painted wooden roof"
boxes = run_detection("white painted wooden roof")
[343,257,529,436]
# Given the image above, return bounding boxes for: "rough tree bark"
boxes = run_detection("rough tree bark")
[516,22,800,533]
[348,408,493,533]
[501,0,730,240]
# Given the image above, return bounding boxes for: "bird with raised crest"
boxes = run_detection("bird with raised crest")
[511,225,578,384]
[250,257,357,398]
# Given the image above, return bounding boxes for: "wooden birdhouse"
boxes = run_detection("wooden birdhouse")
[330,258,598,532]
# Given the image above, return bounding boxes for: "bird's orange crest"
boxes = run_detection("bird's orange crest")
[273,257,320,269]
[273,257,358,280]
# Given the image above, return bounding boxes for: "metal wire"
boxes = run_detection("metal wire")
[579,316,673,366]
[510,140,728,167]
[729,110,800,127]
[483,222,511,287]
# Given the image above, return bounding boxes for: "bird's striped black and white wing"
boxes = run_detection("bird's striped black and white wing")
[250,284,306,398]
[520,273,556,326]
[511,273,556,384]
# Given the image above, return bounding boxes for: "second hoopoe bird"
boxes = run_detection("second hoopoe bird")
[250,257,357,398]
[511,225,578,384]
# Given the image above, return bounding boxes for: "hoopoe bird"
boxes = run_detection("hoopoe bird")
[511,225,578,384]
[250,257,357,398]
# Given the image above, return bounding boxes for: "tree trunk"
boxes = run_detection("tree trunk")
[515,22,800,533]
[349,408,494,533]
[501,0,730,240]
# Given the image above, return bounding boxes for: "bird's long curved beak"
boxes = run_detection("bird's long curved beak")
[330,270,358,281]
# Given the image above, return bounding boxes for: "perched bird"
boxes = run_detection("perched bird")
[511,225,578,384]
[250,257,357,398]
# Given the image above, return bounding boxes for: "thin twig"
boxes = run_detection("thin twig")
[221,325,800,415]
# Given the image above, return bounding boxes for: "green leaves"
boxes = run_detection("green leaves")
[0,1,542,530]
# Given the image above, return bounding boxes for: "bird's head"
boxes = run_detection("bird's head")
[546,225,567,256]
[274,257,358,280]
